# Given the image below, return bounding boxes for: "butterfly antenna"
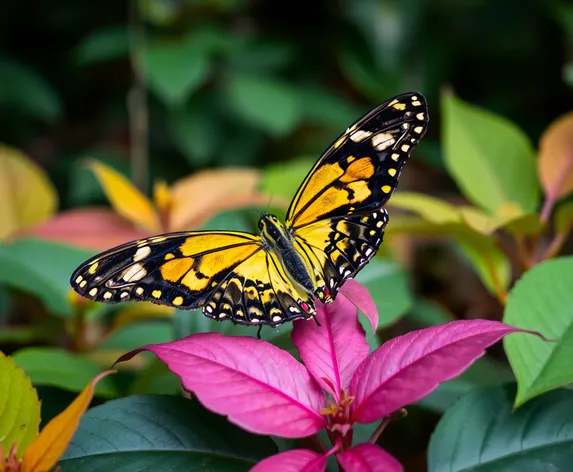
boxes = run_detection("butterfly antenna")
[257,325,263,339]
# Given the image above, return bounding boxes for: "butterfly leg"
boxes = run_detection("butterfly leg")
[257,324,263,339]
[313,317,321,327]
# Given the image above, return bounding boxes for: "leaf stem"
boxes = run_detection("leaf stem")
[368,408,407,444]
[128,0,149,193]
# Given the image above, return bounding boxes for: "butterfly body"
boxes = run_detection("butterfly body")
[71,92,429,327]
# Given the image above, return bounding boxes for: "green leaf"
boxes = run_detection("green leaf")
[0,351,41,457]
[297,87,360,129]
[145,37,210,106]
[73,26,128,66]
[407,298,455,327]
[418,357,513,414]
[127,359,180,396]
[428,384,573,471]
[0,57,62,121]
[169,96,221,166]
[59,395,277,471]
[389,192,462,225]
[226,40,295,73]
[224,73,303,136]
[99,321,174,352]
[355,258,412,327]
[441,92,539,213]
[453,227,511,297]
[504,257,573,407]
[11,348,118,398]
[0,238,94,316]
[555,199,573,234]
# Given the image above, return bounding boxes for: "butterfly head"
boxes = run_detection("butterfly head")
[258,212,290,247]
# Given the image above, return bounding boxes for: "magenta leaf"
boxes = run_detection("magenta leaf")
[349,320,533,423]
[337,444,403,472]
[339,279,378,331]
[116,333,327,437]
[251,449,327,472]
[292,295,369,400]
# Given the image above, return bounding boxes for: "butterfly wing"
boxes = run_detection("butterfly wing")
[70,230,314,326]
[286,92,429,300]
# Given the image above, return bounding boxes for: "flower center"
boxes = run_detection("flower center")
[319,389,355,438]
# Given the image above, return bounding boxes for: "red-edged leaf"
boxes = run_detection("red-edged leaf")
[24,207,147,250]
[292,295,369,400]
[339,280,378,331]
[116,333,326,438]
[349,320,533,423]
[251,449,327,472]
[337,444,403,472]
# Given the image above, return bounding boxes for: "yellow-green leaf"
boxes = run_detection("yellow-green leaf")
[538,112,573,202]
[459,204,543,236]
[21,370,115,472]
[0,351,41,458]
[88,160,160,233]
[555,200,573,235]
[452,227,511,299]
[442,93,539,213]
[388,192,462,225]
[0,145,57,240]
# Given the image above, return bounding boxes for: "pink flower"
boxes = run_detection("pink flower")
[117,282,535,472]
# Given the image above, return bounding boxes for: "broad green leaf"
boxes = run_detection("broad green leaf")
[297,87,359,129]
[89,160,160,233]
[389,192,461,225]
[0,145,58,240]
[127,359,180,396]
[428,384,573,471]
[59,395,278,471]
[459,204,543,236]
[355,258,412,327]
[538,112,573,202]
[0,351,41,457]
[0,57,62,121]
[23,371,114,472]
[263,157,314,203]
[100,320,174,352]
[504,257,573,406]
[73,26,128,66]
[224,74,303,136]
[407,298,455,327]
[11,348,118,398]
[145,37,210,106]
[0,238,93,316]
[442,93,539,213]
[226,40,295,73]
[169,98,221,166]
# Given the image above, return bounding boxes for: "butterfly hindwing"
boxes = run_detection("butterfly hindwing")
[286,93,428,229]
[293,210,388,302]
[202,250,315,326]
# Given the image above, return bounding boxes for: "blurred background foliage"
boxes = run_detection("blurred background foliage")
[2,0,573,470]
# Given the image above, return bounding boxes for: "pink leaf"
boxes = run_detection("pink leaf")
[292,295,369,400]
[23,207,147,250]
[337,444,403,472]
[116,333,327,437]
[251,449,327,472]
[349,320,534,423]
[339,280,378,331]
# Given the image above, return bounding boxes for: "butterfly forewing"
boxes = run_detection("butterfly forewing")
[286,93,428,228]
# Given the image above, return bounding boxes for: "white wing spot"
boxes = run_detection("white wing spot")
[134,245,152,262]
[122,264,147,282]
[372,133,396,151]
[120,292,130,299]
[350,130,373,142]
[89,288,98,296]
[272,315,282,322]
[365,248,373,257]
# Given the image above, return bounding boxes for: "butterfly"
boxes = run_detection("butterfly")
[71,92,428,328]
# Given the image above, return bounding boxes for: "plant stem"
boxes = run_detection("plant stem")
[369,408,407,444]
[128,0,149,193]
